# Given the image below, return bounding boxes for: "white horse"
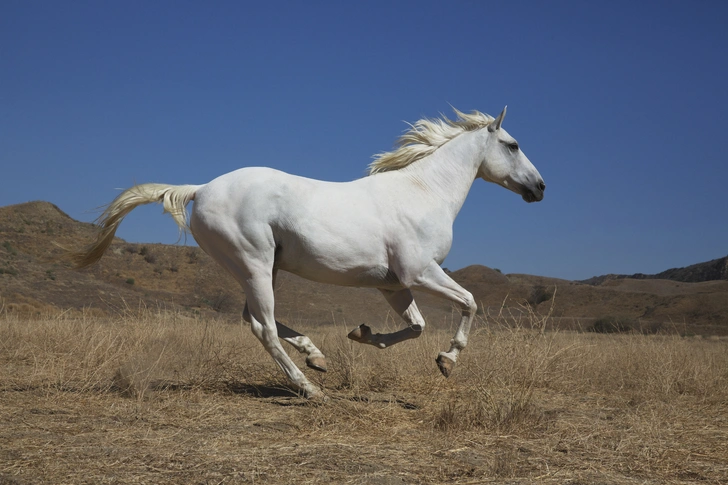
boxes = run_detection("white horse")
[70,107,545,399]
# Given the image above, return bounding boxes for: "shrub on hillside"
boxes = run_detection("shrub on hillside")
[2,241,17,256]
[527,285,553,308]
[0,267,18,276]
[590,315,636,333]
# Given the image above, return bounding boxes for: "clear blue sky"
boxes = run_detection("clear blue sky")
[2,1,727,280]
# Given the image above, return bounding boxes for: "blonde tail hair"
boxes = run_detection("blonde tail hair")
[68,183,200,268]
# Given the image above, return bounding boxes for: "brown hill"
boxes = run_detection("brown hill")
[581,256,728,285]
[1,201,727,335]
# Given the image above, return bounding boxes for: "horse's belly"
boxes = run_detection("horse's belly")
[276,249,402,289]
[283,265,403,289]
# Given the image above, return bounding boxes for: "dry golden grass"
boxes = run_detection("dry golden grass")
[1,305,727,484]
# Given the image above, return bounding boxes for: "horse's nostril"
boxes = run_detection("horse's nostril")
[538,181,546,191]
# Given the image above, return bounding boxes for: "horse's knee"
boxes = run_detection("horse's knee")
[463,291,476,316]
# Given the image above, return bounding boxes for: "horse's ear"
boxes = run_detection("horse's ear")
[488,106,507,132]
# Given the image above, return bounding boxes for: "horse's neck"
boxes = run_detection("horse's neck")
[399,131,482,219]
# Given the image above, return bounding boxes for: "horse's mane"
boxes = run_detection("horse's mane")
[368,108,495,175]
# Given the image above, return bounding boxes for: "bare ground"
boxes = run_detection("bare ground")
[1,309,727,484]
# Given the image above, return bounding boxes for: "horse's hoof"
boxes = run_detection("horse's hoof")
[347,324,371,342]
[304,387,328,402]
[306,355,328,373]
[436,353,455,378]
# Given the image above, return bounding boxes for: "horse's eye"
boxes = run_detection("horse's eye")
[507,143,519,152]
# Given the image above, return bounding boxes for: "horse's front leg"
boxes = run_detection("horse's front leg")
[410,262,476,377]
[348,288,425,348]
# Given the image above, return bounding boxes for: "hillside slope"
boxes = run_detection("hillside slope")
[581,256,728,285]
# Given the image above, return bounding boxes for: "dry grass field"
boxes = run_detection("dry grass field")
[1,305,727,484]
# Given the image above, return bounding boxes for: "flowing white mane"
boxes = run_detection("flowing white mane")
[368,108,495,175]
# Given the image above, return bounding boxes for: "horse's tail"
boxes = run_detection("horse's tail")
[68,183,202,268]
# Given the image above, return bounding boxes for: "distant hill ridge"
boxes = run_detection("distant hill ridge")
[581,256,728,285]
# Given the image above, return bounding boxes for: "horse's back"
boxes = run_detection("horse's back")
[192,166,375,225]
[189,167,393,282]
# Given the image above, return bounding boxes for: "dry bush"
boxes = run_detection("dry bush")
[428,305,567,434]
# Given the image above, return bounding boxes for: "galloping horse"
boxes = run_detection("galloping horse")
[70,107,545,398]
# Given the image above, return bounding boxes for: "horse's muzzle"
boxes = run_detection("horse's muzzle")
[522,180,545,203]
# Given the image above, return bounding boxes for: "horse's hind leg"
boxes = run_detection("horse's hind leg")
[245,303,327,372]
[242,270,324,398]
[275,321,328,372]
[191,209,322,398]
[269,270,327,372]
[348,288,425,348]
[243,270,327,372]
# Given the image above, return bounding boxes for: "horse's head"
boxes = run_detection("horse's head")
[478,107,545,203]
